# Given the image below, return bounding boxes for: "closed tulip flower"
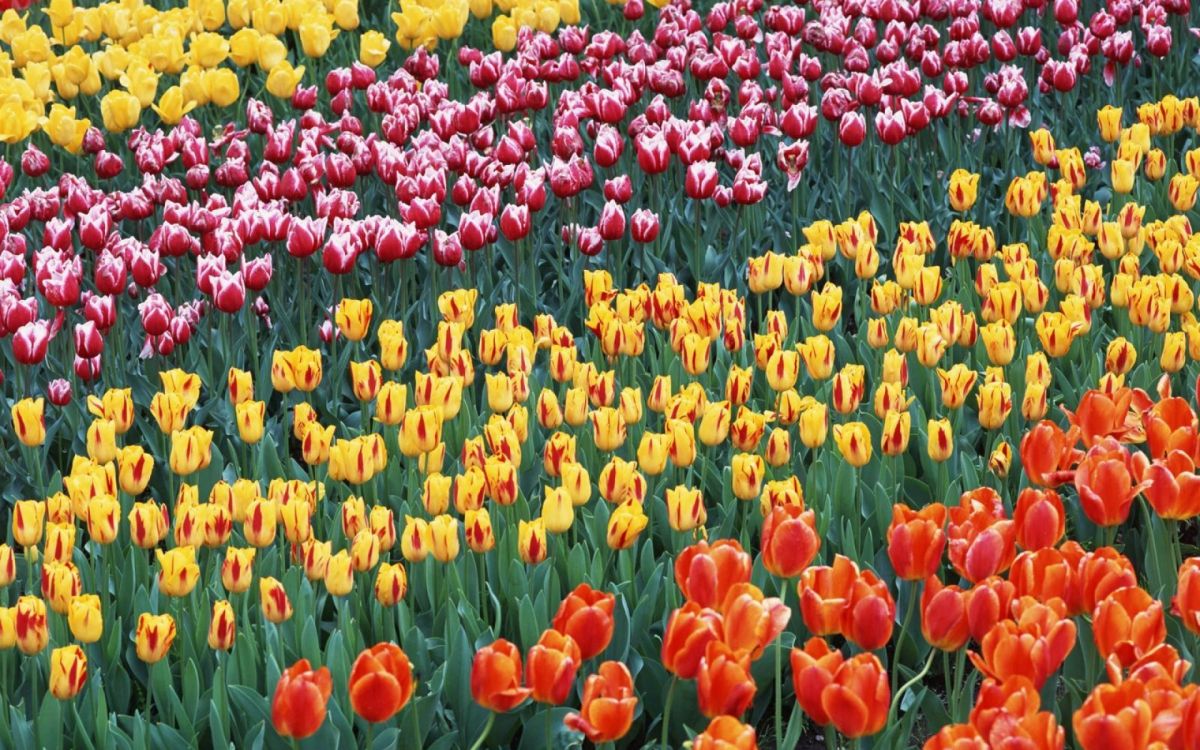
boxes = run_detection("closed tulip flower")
[1074,438,1144,527]
[888,503,947,581]
[693,716,758,750]
[429,515,460,562]
[731,453,764,501]
[921,577,970,651]
[235,400,266,443]
[135,612,176,663]
[518,519,548,564]
[49,645,87,700]
[67,594,102,644]
[607,501,649,550]
[0,545,12,588]
[12,500,45,548]
[117,445,154,495]
[677,540,752,610]
[977,382,1013,430]
[662,603,724,680]
[949,169,980,211]
[666,486,707,533]
[1012,489,1066,550]
[553,584,616,661]
[208,600,236,651]
[761,506,819,579]
[471,639,531,713]
[375,563,408,606]
[12,397,45,447]
[260,577,293,623]
[271,659,332,740]
[526,629,581,706]
[1093,586,1165,664]
[797,555,858,636]
[833,422,872,467]
[697,642,756,719]
[790,637,845,727]
[129,501,169,549]
[156,546,200,597]
[841,571,896,652]
[350,643,414,723]
[823,654,890,738]
[335,298,373,341]
[565,660,637,742]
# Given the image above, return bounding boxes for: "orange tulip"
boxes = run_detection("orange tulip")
[1063,387,1151,448]
[564,661,637,743]
[840,568,895,652]
[797,555,858,636]
[1069,543,1138,615]
[921,576,969,651]
[1009,549,1076,612]
[1074,438,1147,527]
[1073,678,1182,750]
[760,506,819,579]
[349,643,415,723]
[1141,454,1200,520]
[551,583,615,661]
[947,503,1016,584]
[887,503,947,581]
[662,603,724,679]
[721,583,790,659]
[922,723,987,750]
[1174,558,1200,635]
[1092,586,1165,668]
[675,540,752,610]
[525,629,581,705]
[970,676,1042,735]
[697,641,757,719]
[471,639,531,713]
[790,638,845,726]
[822,653,890,738]
[964,577,1017,644]
[1019,421,1082,488]
[969,598,1076,688]
[1012,489,1066,551]
[693,716,758,750]
[271,659,333,740]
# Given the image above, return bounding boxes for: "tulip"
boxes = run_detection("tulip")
[1093,586,1165,665]
[888,504,947,581]
[49,645,87,700]
[60,589,101,645]
[761,507,819,579]
[350,643,414,723]
[135,612,175,663]
[823,653,890,738]
[697,642,756,719]
[518,519,547,565]
[156,546,199,597]
[693,716,758,750]
[797,555,858,636]
[607,501,648,550]
[271,659,332,740]
[921,577,969,651]
[948,169,980,211]
[526,629,580,706]
[968,600,1076,688]
[260,577,293,623]
[1075,438,1145,527]
[833,422,872,467]
[1012,489,1066,551]
[677,540,752,610]
[429,515,460,563]
[208,600,236,651]
[11,398,45,447]
[471,639,531,714]
[375,563,408,607]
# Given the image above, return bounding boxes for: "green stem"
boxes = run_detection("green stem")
[889,648,937,726]
[891,579,920,699]
[468,712,496,750]
[775,585,787,747]
[824,726,838,750]
[661,676,677,749]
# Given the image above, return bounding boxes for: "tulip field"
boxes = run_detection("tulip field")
[5,0,1200,748]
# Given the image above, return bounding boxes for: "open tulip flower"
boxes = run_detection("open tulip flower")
[0,0,1198,746]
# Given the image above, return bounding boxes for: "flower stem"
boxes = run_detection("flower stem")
[468,712,496,750]
[661,676,677,749]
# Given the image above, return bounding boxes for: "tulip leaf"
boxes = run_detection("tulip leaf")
[36,694,62,750]
[227,685,271,741]
[516,708,571,750]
